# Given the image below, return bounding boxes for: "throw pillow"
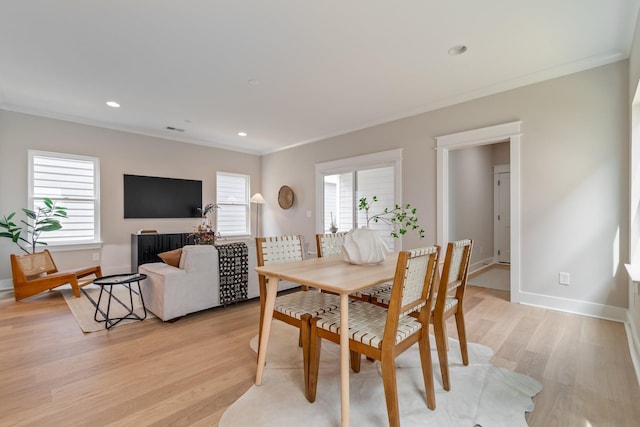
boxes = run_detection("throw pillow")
[158,248,182,268]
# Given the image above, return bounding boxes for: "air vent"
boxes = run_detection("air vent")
[165,126,185,132]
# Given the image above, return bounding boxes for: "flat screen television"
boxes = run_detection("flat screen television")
[124,174,202,218]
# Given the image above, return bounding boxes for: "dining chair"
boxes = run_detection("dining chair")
[10,249,102,301]
[255,235,341,399]
[431,239,473,391]
[307,245,441,425]
[315,231,347,257]
[316,231,392,302]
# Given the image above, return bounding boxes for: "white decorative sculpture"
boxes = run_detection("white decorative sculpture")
[342,228,389,265]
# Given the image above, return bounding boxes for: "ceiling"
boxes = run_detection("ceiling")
[1,1,639,155]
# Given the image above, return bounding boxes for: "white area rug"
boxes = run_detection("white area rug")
[60,284,155,332]
[219,321,541,427]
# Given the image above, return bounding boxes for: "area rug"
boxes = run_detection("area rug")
[219,322,541,427]
[61,284,155,332]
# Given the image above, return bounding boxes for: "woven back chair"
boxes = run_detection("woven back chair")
[307,246,441,426]
[10,249,102,301]
[255,235,341,401]
[315,232,347,257]
[316,231,392,302]
[432,239,473,391]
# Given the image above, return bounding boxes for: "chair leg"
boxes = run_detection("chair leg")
[301,314,312,400]
[350,350,361,373]
[306,320,322,403]
[433,317,451,391]
[380,354,400,427]
[70,277,81,298]
[418,330,436,410]
[455,310,469,366]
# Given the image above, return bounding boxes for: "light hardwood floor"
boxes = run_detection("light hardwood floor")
[1,284,639,426]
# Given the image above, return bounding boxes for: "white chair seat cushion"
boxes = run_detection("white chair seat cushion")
[373,289,427,316]
[353,282,392,299]
[444,296,458,312]
[314,301,422,348]
[274,291,340,319]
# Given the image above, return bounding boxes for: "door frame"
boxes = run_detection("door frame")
[436,121,522,302]
[493,164,510,263]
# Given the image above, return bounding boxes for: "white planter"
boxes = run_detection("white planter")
[342,228,389,265]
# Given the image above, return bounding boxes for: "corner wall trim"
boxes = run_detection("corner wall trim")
[625,311,640,389]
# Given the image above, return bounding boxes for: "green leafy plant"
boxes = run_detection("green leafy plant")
[358,196,425,239]
[0,198,67,254]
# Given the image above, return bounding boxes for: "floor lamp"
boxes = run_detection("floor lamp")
[250,193,265,237]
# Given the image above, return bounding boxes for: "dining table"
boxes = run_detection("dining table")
[254,254,398,427]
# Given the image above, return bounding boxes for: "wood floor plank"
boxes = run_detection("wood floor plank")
[1,283,640,426]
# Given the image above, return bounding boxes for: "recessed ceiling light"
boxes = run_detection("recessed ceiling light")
[238,132,248,137]
[106,101,120,108]
[248,80,259,86]
[448,45,467,56]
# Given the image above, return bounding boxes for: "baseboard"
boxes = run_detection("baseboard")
[625,311,640,389]
[469,257,495,274]
[516,290,627,322]
[0,278,13,291]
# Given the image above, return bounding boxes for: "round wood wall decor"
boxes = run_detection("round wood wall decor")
[278,185,294,209]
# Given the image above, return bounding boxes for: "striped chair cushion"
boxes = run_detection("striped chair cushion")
[274,291,340,320]
[443,296,458,312]
[373,288,426,316]
[353,282,392,299]
[314,301,422,348]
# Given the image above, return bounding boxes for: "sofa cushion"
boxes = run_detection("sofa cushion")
[158,248,182,268]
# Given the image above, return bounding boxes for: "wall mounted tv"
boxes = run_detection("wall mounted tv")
[124,174,202,219]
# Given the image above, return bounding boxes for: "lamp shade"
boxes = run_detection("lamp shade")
[250,193,265,204]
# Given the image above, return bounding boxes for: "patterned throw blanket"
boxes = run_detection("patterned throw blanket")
[215,242,249,305]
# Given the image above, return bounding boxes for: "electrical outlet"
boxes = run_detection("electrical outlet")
[92,253,100,261]
[559,272,570,285]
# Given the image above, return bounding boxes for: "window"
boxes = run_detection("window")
[29,150,100,248]
[216,172,250,236]
[316,149,402,251]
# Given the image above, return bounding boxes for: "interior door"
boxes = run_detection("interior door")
[494,167,511,264]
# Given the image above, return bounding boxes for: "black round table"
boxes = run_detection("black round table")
[92,273,148,329]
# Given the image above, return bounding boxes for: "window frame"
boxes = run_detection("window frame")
[215,171,251,237]
[315,149,403,248]
[28,149,101,251]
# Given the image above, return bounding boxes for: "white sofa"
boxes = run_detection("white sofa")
[138,242,297,321]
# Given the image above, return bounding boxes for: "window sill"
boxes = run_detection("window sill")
[625,264,640,295]
[45,241,103,252]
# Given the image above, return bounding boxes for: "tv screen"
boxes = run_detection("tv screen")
[124,174,202,218]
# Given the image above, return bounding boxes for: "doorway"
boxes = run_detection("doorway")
[435,121,522,303]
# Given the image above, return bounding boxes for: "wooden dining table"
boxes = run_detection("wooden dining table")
[254,254,398,427]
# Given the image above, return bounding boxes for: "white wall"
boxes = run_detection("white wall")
[262,60,629,313]
[0,110,261,283]
[449,144,495,265]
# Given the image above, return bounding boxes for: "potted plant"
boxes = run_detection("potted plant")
[358,196,425,238]
[189,203,219,244]
[0,198,67,254]
[343,196,424,265]
[329,212,338,233]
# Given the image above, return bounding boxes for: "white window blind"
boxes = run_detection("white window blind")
[29,150,100,246]
[216,172,250,236]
